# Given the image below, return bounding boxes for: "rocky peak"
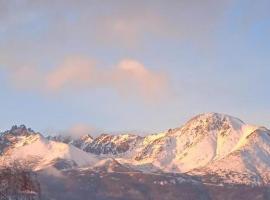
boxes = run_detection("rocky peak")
[47,134,94,149]
[82,133,142,155]
[2,125,36,137]
[179,113,245,137]
[47,135,73,144]
[0,125,39,155]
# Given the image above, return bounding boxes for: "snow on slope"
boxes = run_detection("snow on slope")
[0,125,38,154]
[46,112,265,180]
[193,127,270,185]
[2,133,99,170]
[82,133,142,155]
[50,133,143,156]
[2,113,270,186]
[122,113,262,174]
[47,134,94,150]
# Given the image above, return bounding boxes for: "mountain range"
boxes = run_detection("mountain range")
[1,113,270,200]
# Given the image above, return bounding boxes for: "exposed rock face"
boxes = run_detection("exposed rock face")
[127,113,263,175]
[47,134,94,149]
[45,113,270,186]
[0,125,38,154]
[49,133,143,156]
[83,134,143,155]
[0,126,99,171]
[2,113,270,199]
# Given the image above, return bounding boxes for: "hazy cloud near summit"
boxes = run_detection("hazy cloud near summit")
[7,57,169,101]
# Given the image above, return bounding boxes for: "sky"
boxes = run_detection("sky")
[0,0,270,136]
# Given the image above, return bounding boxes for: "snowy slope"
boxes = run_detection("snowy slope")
[0,125,38,154]
[49,133,143,156]
[45,112,270,184]
[47,134,94,150]
[2,113,270,186]
[122,113,262,173]
[0,129,99,170]
[193,127,270,185]
[85,133,142,155]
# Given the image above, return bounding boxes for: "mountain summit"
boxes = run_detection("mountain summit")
[122,113,262,174]
[1,113,270,186]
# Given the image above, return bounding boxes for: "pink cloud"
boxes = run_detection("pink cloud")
[45,57,97,91]
[115,59,168,99]
[7,57,170,101]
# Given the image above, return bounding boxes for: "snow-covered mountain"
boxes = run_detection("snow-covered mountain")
[49,133,142,155]
[126,113,260,172]
[47,134,94,150]
[46,112,270,185]
[0,125,38,154]
[0,126,99,170]
[120,113,270,185]
[193,126,270,185]
[1,113,270,187]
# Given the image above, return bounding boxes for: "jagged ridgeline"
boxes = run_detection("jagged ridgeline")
[1,113,270,199]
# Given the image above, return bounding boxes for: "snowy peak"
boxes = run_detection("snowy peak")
[127,113,262,174]
[1,113,270,186]
[179,113,245,136]
[0,125,99,171]
[43,113,266,177]
[0,125,40,154]
[47,134,94,149]
[49,133,143,156]
[72,134,94,149]
[176,113,256,160]
[85,133,142,155]
[2,133,99,171]
[1,124,37,137]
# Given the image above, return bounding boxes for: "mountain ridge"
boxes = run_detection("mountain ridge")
[1,112,270,186]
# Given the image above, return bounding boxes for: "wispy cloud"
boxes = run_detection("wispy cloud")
[45,58,97,91]
[6,57,169,101]
[46,123,99,138]
[66,123,97,138]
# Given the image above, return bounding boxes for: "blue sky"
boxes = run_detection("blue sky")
[0,0,269,136]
